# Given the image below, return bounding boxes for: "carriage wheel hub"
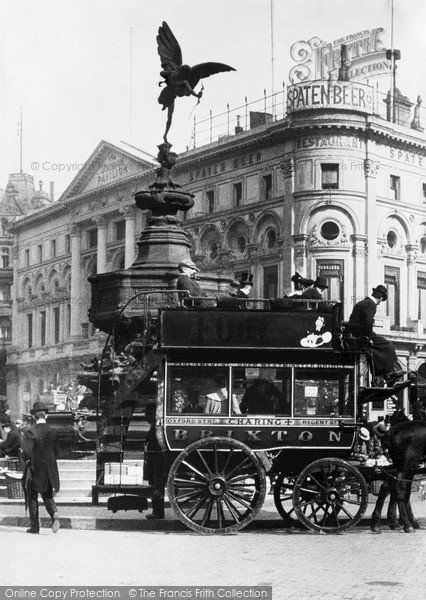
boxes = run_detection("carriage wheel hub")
[209,476,227,496]
[326,488,340,505]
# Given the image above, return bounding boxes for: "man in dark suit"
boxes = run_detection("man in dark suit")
[176,259,215,307]
[348,284,405,385]
[22,401,60,534]
[300,276,328,299]
[0,420,22,458]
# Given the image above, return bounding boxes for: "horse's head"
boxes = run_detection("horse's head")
[389,408,410,427]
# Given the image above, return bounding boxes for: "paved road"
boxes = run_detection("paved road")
[1,497,425,599]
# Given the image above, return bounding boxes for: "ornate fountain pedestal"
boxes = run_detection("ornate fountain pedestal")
[89,143,230,334]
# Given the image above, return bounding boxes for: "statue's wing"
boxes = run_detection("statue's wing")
[188,62,236,88]
[157,21,182,72]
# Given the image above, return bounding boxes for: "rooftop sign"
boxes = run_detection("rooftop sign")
[287,80,374,114]
[289,28,391,84]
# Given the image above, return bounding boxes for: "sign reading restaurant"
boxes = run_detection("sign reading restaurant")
[287,80,373,114]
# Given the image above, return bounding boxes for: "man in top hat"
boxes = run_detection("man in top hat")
[300,276,328,299]
[236,273,254,299]
[21,401,60,534]
[348,285,405,385]
[176,259,214,307]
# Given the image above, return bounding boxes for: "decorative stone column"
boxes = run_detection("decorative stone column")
[292,234,308,281]
[282,157,295,294]
[351,234,368,304]
[11,245,20,346]
[70,224,82,338]
[406,244,418,321]
[94,216,107,274]
[120,205,136,268]
[364,157,379,291]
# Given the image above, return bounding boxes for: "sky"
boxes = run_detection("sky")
[1,0,425,198]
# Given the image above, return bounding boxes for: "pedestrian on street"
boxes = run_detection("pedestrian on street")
[0,420,22,458]
[22,401,60,534]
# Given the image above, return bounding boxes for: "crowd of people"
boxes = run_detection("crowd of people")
[176,260,405,388]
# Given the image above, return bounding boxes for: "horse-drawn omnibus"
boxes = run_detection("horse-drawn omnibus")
[91,297,420,534]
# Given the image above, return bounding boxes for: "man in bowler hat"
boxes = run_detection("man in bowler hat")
[22,401,60,534]
[348,285,405,385]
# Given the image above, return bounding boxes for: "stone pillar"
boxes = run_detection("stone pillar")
[11,245,20,346]
[94,216,107,274]
[120,206,136,268]
[351,234,368,306]
[282,157,295,295]
[292,234,308,281]
[364,158,379,294]
[70,224,81,339]
[406,244,418,321]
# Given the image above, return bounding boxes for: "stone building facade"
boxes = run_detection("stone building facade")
[6,81,426,419]
[7,141,156,416]
[0,174,52,402]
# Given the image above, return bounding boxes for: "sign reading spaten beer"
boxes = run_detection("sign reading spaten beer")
[289,28,391,84]
[287,81,373,114]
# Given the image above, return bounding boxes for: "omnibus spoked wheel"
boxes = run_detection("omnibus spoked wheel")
[273,473,302,527]
[292,458,368,534]
[167,437,266,534]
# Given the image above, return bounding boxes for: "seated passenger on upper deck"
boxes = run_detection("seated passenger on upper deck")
[236,273,254,306]
[176,259,215,307]
[300,276,328,300]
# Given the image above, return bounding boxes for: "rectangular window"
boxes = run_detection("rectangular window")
[88,229,97,248]
[418,272,426,321]
[294,369,354,417]
[53,306,60,344]
[25,249,30,267]
[115,220,126,241]
[262,174,273,200]
[37,244,43,263]
[233,182,243,207]
[206,190,215,214]
[1,249,10,268]
[51,239,56,258]
[65,234,71,254]
[321,164,339,189]
[385,268,399,327]
[316,261,344,303]
[167,365,229,415]
[27,313,33,348]
[390,175,401,200]
[233,366,291,416]
[40,311,46,346]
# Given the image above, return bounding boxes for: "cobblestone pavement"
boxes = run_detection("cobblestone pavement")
[1,497,425,599]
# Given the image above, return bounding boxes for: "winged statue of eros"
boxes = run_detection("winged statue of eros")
[157,21,236,142]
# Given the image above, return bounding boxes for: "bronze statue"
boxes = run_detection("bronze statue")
[157,21,235,142]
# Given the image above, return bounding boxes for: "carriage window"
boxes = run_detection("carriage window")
[167,365,229,415]
[294,369,354,417]
[232,367,291,416]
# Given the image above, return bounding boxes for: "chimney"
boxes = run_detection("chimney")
[50,181,55,202]
[235,114,243,135]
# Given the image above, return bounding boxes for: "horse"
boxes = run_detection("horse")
[371,419,426,533]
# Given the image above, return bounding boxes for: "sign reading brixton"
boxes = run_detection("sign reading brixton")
[287,81,373,115]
